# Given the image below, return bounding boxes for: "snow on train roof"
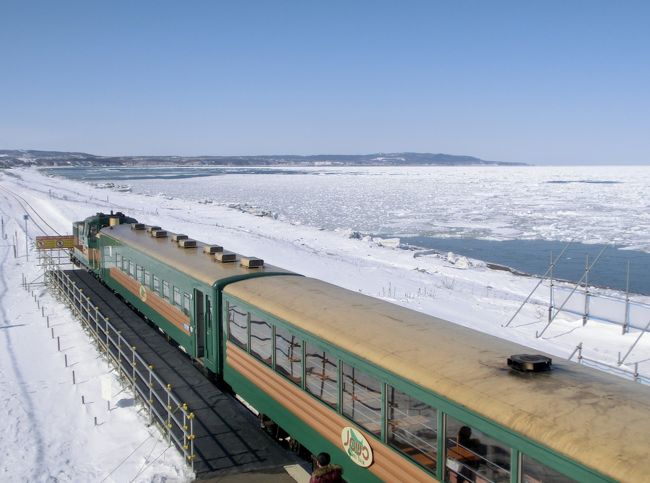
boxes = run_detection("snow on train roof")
[100,223,292,286]
[225,275,650,483]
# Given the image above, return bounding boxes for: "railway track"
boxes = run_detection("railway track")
[0,184,60,236]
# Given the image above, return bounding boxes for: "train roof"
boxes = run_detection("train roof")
[224,275,650,482]
[100,223,292,286]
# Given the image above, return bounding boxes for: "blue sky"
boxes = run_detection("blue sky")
[1,1,649,164]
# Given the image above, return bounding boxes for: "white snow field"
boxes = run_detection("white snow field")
[1,167,649,481]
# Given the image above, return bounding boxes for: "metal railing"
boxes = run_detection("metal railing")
[44,259,196,470]
[568,343,650,386]
[551,283,650,333]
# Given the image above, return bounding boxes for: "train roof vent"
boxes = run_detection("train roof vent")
[204,245,223,255]
[214,251,237,263]
[147,225,162,233]
[507,354,552,373]
[178,239,197,248]
[131,223,145,230]
[151,229,168,238]
[171,234,189,243]
[241,256,264,269]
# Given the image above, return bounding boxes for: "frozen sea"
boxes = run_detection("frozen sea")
[44,165,650,293]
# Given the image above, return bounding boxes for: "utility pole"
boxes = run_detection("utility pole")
[23,214,29,261]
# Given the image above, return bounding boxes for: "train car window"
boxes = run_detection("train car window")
[305,343,338,409]
[144,270,151,288]
[136,265,144,283]
[162,280,170,300]
[275,326,302,385]
[103,247,113,267]
[173,287,182,306]
[522,454,575,483]
[342,363,381,435]
[116,254,122,269]
[128,260,136,278]
[250,315,272,366]
[104,245,113,268]
[445,416,510,483]
[153,275,160,294]
[227,303,248,350]
[182,293,191,315]
[387,385,437,473]
[122,257,129,271]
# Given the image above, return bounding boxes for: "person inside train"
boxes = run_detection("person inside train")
[457,426,484,483]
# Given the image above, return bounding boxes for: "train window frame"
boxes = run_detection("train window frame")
[444,414,511,483]
[182,292,191,316]
[173,287,182,307]
[227,301,249,351]
[386,384,438,475]
[275,324,302,386]
[136,265,144,283]
[249,313,273,366]
[341,361,383,437]
[152,275,160,294]
[116,253,122,269]
[103,246,112,265]
[144,270,151,288]
[521,453,576,483]
[128,260,135,278]
[305,341,339,409]
[162,280,170,300]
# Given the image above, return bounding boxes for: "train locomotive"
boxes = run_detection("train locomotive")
[72,212,650,483]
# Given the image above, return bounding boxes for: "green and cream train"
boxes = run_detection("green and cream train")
[72,212,650,483]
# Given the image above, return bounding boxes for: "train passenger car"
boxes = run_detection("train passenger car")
[222,276,650,483]
[76,213,295,373]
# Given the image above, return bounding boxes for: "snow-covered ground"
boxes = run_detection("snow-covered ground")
[1,167,649,481]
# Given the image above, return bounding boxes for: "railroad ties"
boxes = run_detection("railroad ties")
[61,270,298,478]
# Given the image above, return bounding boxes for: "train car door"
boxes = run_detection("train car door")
[194,289,206,359]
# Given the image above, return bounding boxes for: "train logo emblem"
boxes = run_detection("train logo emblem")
[341,426,373,467]
[139,284,147,302]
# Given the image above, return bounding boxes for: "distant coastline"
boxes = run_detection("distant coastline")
[0,149,526,168]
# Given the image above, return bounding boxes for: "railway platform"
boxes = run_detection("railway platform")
[62,269,301,480]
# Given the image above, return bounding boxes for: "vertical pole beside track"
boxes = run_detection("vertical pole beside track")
[548,252,554,325]
[23,214,29,262]
[583,255,590,326]
[623,261,631,334]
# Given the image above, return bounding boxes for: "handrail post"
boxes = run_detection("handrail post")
[148,365,154,424]
[166,384,172,445]
[182,404,188,464]
[131,346,137,394]
[189,413,195,471]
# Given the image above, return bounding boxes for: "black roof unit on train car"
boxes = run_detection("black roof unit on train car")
[100,223,293,286]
